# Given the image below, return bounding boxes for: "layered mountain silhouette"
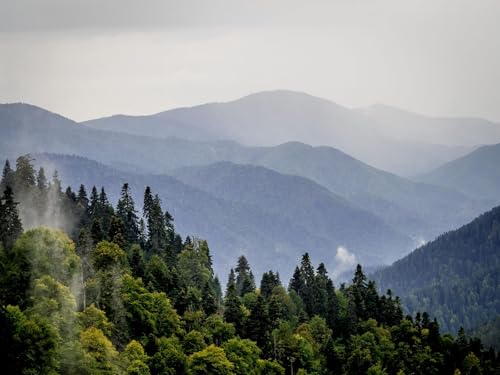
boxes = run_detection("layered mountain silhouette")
[1,102,490,246]
[83,90,485,175]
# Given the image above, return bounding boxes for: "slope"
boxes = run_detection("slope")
[171,161,413,263]
[415,143,500,202]
[373,205,500,333]
[27,154,409,280]
[243,142,491,241]
[359,103,500,147]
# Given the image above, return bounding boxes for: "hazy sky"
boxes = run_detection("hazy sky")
[1,0,499,122]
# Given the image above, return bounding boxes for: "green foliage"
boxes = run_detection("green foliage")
[120,274,182,343]
[374,205,500,334]
[223,337,261,375]
[78,304,114,337]
[0,305,59,375]
[80,327,120,374]
[0,171,497,375]
[149,336,187,375]
[92,240,127,271]
[188,344,234,375]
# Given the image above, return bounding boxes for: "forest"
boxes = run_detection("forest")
[0,155,499,375]
[374,204,500,336]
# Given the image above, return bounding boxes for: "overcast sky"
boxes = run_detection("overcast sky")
[1,0,499,122]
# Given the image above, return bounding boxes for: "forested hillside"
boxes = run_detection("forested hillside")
[374,206,500,335]
[0,154,499,374]
[28,153,411,279]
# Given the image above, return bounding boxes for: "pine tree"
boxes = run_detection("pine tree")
[246,294,272,355]
[299,253,316,316]
[36,167,48,192]
[116,183,140,247]
[224,269,244,332]
[313,263,330,318]
[0,186,23,250]
[34,167,48,218]
[235,256,255,296]
[14,155,36,193]
[144,191,168,257]
[76,184,90,228]
[51,170,62,194]
[0,160,14,192]
[89,186,100,219]
[129,244,145,279]
[351,264,368,320]
[98,187,114,236]
[289,266,304,294]
[108,216,126,249]
[261,271,281,299]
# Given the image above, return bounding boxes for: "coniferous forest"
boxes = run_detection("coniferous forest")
[1,155,499,375]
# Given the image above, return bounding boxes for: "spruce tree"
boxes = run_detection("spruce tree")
[36,167,48,192]
[235,256,255,296]
[0,160,14,192]
[261,271,281,299]
[246,294,272,355]
[289,266,304,294]
[14,155,36,193]
[0,186,23,250]
[116,183,140,246]
[224,269,244,332]
[98,187,114,236]
[313,263,330,318]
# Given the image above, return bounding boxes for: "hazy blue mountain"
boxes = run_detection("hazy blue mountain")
[28,153,411,280]
[373,205,500,334]
[415,143,500,202]
[82,90,473,176]
[241,142,492,241]
[1,103,490,246]
[171,161,413,260]
[0,103,228,173]
[359,103,500,147]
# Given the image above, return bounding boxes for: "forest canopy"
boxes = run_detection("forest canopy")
[0,155,498,374]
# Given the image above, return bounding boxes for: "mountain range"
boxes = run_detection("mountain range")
[83,90,495,176]
[1,92,499,282]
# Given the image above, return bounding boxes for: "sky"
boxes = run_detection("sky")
[1,0,499,122]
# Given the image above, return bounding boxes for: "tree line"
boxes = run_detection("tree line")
[0,155,498,374]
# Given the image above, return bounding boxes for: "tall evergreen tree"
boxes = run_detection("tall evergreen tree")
[313,263,330,318]
[289,266,304,294]
[224,269,244,332]
[299,253,316,317]
[235,256,255,297]
[36,167,48,192]
[0,186,23,250]
[116,183,140,246]
[0,160,14,192]
[98,187,114,236]
[261,271,281,299]
[143,189,168,257]
[246,294,272,355]
[14,155,36,193]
